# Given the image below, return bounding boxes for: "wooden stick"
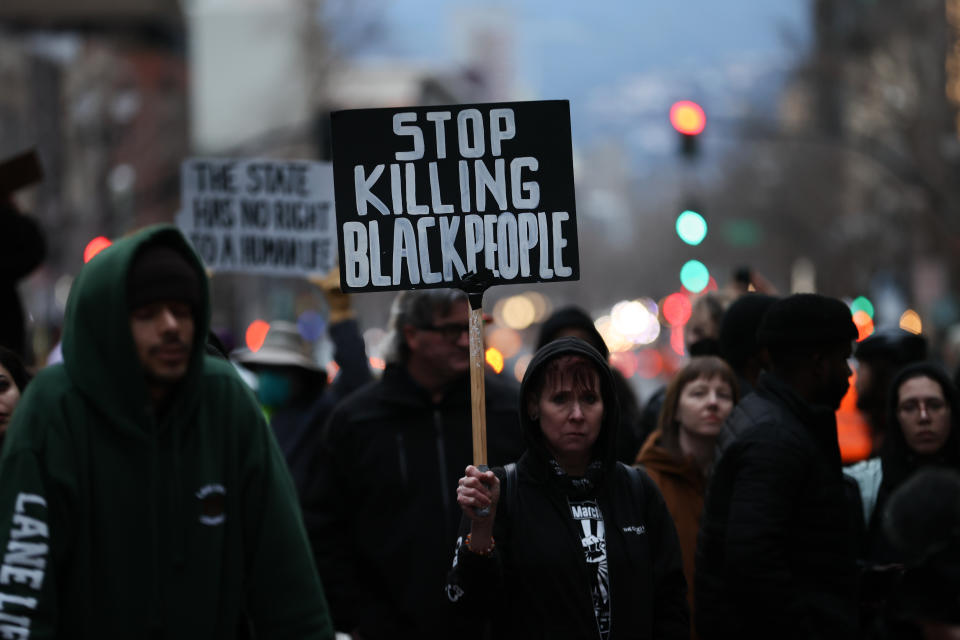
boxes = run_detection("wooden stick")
[468,305,487,467]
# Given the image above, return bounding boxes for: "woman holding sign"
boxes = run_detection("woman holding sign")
[446,337,688,639]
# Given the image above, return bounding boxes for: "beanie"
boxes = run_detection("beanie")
[536,306,609,360]
[126,244,202,311]
[756,294,857,349]
[719,294,779,368]
[855,329,927,366]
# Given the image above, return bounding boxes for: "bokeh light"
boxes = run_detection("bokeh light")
[669,100,706,135]
[369,356,386,370]
[595,315,631,353]
[662,292,692,327]
[680,260,710,293]
[851,296,875,319]
[670,326,685,356]
[83,236,112,263]
[245,320,271,352]
[609,351,637,378]
[899,309,922,335]
[514,353,533,382]
[636,349,664,379]
[487,327,523,359]
[852,310,874,342]
[297,310,325,342]
[675,210,707,246]
[501,295,537,330]
[525,291,553,322]
[485,348,504,374]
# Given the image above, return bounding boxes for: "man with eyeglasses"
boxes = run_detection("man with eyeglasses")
[305,288,524,639]
[696,293,861,639]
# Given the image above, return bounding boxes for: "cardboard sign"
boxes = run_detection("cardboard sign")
[331,100,579,293]
[176,158,336,277]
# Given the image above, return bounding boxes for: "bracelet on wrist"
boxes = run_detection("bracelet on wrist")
[465,532,495,556]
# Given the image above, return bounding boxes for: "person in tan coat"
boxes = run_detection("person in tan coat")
[636,356,739,638]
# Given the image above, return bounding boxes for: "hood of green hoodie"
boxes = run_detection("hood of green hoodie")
[519,337,621,471]
[62,224,211,432]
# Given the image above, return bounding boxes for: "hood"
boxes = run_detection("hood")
[519,337,620,471]
[62,224,210,432]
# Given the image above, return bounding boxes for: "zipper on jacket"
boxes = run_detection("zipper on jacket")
[432,409,451,522]
[395,432,409,488]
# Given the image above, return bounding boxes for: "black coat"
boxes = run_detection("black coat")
[446,338,689,640]
[305,363,524,639]
[695,373,859,639]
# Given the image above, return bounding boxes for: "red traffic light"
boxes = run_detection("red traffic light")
[669,101,706,136]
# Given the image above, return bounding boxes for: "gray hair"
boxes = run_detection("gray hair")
[382,288,468,364]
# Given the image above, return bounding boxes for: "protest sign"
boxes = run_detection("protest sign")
[176,158,336,277]
[330,100,579,293]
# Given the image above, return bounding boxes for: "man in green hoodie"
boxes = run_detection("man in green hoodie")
[0,225,334,639]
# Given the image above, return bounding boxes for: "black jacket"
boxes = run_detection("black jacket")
[695,372,859,639]
[446,338,689,639]
[306,363,524,639]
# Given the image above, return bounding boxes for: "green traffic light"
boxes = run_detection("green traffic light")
[680,260,710,293]
[676,210,707,246]
[851,296,875,319]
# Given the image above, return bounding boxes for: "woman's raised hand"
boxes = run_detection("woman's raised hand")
[457,465,500,523]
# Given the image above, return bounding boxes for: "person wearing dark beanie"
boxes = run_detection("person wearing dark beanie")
[126,243,203,313]
[696,293,861,638]
[717,293,779,394]
[536,306,644,463]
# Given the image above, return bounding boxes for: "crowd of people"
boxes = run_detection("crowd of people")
[0,222,957,639]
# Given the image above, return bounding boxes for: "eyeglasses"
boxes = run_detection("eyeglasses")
[897,398,947,417]
[418,323,470,342]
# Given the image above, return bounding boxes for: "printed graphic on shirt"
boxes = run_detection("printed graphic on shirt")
[569,498,610,640]
[0,492,50,638]
[196,484,226,526]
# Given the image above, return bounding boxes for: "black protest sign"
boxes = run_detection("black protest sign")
[331,100,579,293]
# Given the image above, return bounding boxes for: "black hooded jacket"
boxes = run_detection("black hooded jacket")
[695,372,859,639]
[446,338,689,639]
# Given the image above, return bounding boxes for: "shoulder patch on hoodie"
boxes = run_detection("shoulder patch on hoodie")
[196,484,226,526]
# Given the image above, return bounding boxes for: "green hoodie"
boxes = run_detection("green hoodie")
[0,225,333,639]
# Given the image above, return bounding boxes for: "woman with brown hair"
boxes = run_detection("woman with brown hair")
[635,356,739,637]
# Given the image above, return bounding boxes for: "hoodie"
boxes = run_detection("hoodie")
[0,225,333,639]
[447,338,688,639]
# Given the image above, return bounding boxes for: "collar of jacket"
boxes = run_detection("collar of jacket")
[377,363,471,408]
[757,371,840,442]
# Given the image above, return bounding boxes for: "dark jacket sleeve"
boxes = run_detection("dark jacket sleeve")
[302,405,372,633]
[327,319,371,400]
[637,468,689,639]
[722,437,810,638]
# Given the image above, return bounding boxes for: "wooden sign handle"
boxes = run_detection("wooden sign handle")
[469,305,487,467]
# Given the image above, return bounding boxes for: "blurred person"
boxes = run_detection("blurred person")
[536,305,644,463]
[635,356,739,636]
[0,197,45,362]
[307,288,524,639]
[853,329,928,454]
[881,468,960,638]
[638,290,737,446]
[0,225,333,638]
[234,272,371,497]
[447,337,688,639]
[0,346,29,448]
[696,294,860,639]
[717,293,779,394]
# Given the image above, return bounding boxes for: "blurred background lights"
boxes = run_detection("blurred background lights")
[245,319,270,352]
[53,275,73,312]
[487,327,523,359]
[670,326,685,355]
[362,328,387,358]
[850,296,875,319]
[636,349,664,379]
[485,347,504,374]
[514,353,533,383]
[296,309,325,342]
[675,210,707,246]
[594,315,632,353]
[609,351,637,378]
[680,260,710,293]
[899,309,922,334]
[83,236,112,263]
[524,291,552,322]
[609,299,660,345]
[662,292,692,326]
[852,310,874,342]
[669,100,706,135]
[501,295,537,330]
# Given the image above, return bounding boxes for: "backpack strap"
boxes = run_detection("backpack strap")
[504,462,518,518]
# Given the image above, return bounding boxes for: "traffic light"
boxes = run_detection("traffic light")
[669,100,705,158]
